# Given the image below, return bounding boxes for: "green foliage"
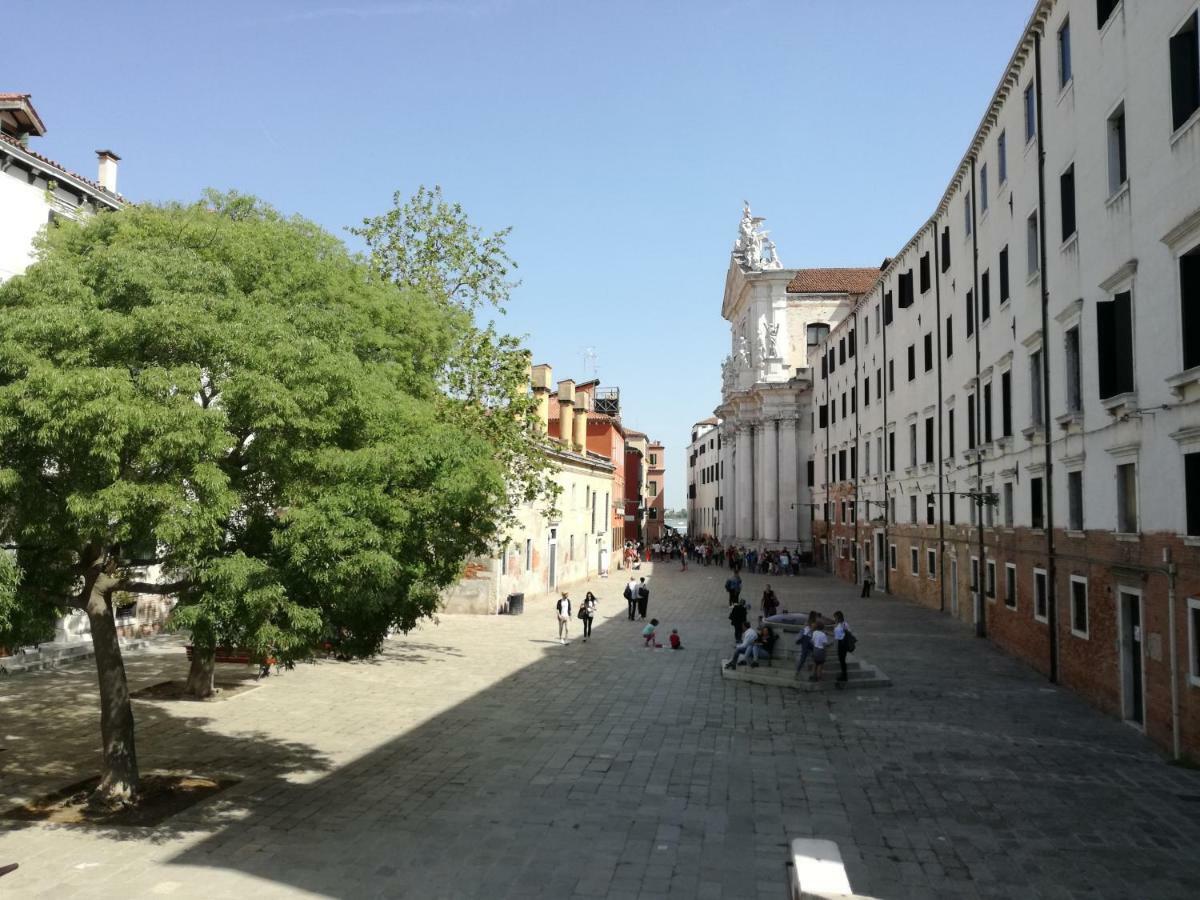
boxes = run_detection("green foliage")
[0,191,508,657]
[351,185,557,519]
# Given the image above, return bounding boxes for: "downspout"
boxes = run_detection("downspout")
[881,283,891,594]
[1167,551,1182,760]
[853,309,861,582]
[970,156,986,639]
[823,349,831,573]
[1035,30,1059,682]
[932,220,946,613]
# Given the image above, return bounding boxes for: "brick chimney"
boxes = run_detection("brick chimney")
[572,400,587,453]
[557,379,576,448]
[95,149,120,193]
[531,363,553,435]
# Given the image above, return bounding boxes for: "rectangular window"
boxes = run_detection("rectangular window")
[1005,563,1017,609]
[1187,452,1200,535]
[839,337,846,365]
[1027,212,1040,276]
[1097,292,1134,398]
[983,381,993,443]
[907,344,916,382]
[925,493,935,526]
[884,291,894,325]
[876,367,882,400]
[1003,481,1014,527]
[899,270,915,308]
[1108,104,1127,195]
[1068,470,1084,530]
[1190,597,1200,684]
[1181,248,1200,370]
[1071,577,1089,638]
[1025,83,1037,142]
[941,226,951,271]
[999,246,1010,304]
[851,386,857,413]
[525,538,533,571]
[1001,370,1012,437]
[888,359,895,393]
[921,333,932,374]
[981,270,991,322]
[967,394,976,449]
[888,431,895,472]
[980,163,989,214]
[910,545,919,575]
[849,328,856,358]
[1065,325,1082,412]
[876,436,882,476]
[949,491,957,525]
[1030,348,1044,426]
[909,423,918,468]
[1060,164,1076,242]
[1170,12,1200,131]
[851,446,857,478]
[864,376,871,406]
[819,404,828,428]
[964,193,972,237]
[948,408,956,457]
[998,130,1008,184]
[500,542,508,575]
[1097,0,1118,30]
[925,416,934,464]
[1031,476,1045,529]
[1034,569,1048,622]
[842,392,847,419]
[971,557,979,592]
[838,450,847,482]
[807,459,815,487]
[986,560,996,599]
[966,289,975,338]
[920,252,931,293]
[889,544,897,571]
[1058,17,1072,87]
[945,315,954,358]
[927,548,936,578]
[1117,462,1138,533]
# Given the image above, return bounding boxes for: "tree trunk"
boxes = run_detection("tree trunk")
[85,589,140,804]
[185,650,216,699]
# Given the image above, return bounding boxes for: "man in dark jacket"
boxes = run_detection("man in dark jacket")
[729,601,749,642]
[725,573,742,607]
[637,577,649,620]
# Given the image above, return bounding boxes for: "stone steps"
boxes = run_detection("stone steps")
[719,654,891,692]
[0,638,150,675]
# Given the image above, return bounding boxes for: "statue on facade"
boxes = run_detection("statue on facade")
[736,335,749,367]
[734,202,770,271]
[762,238,783,270]
[761,320,780,358]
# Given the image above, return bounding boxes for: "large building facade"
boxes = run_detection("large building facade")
[707,0,1200,758]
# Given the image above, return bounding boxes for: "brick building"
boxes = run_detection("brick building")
[807,0,1200,759]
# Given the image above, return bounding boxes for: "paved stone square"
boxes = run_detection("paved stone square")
[2,564,1200,899]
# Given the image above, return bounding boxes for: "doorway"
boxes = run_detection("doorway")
[950,557,959,616]
[548,528,558,592]
[874,531,885,591]
[1118,588,1145,727]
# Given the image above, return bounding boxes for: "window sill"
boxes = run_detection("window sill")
[1004,602,1018,612]
[1056,411,1083,430]
[1065,530,1086,539]
[1184,535,1200,547]
[1071,629,1090,641]
[1190,675,1200,689]
[1060,232,1078,254]
[1025,271,1040,287]
[1034,614,1048,625]
[1170,106,1200,149]
[1021,424,1046,443]
[1114,532,1140,543]
[1166,366,1200,399]
[994,436,1012,451]
[1105,181,1130,209]
[1100,391,1138,416]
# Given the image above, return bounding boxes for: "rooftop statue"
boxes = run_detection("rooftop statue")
[733,202,779,271]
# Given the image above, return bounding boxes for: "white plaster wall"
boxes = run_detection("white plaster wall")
[0,173,54,282]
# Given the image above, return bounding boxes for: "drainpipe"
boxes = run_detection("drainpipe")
[1167,549,1182,760]
[881,283,891,595]
[932,220,946,613]
[1034,30,1059,683]
[970,156,986,639]
[823,350,831,573]
[853,309,861,583]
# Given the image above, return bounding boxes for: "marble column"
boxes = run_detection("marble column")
[778,417,799,543]
[735,425,754,541]
[762,420,780,543]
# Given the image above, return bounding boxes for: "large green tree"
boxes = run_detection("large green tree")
[0,193,507,803]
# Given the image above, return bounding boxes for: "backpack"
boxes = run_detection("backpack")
[845,630,857,653]
[623,586,633,601]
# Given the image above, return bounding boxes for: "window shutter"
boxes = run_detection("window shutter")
[1060,166,1076,241]
[1113,291,1134,394]
[1182,252,1200,371]
[1187,453,1200,535]
[1170,14,1200,131]
[941,227,951,271]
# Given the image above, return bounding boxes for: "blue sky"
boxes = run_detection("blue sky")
[7,0,1033,507]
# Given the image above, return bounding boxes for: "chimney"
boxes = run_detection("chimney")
[95,150,120,193]
[531,363,553,435]
[572,400,587,453]
[557,379,576,448]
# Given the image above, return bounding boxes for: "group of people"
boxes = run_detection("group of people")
[678,536,814,575]
[552,574,682,650]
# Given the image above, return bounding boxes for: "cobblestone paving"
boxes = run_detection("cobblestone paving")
[2,564,1200,899]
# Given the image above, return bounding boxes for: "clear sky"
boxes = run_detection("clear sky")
[7,0,1034,508]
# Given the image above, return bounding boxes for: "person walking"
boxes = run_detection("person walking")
[761,584,779,620]
[724,573,742,607]
[636,577,650,620]
[555,592,572,645]
[861,564,874,598]
[625,575,639,620]
[728,600,749,642]
[580,591,598,641]
[833,610,853,683]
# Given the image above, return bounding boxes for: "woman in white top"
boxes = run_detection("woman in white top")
[809,624,829,682]
[555,593,572,644]
[833,610,850,682]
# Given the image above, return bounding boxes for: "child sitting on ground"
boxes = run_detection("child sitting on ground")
[669,629,682,650]
[642,618,661,647]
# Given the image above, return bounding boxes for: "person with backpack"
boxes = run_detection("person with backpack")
[728,600,749,642]
[555,592,572,645]
[833,610,855,682]
[724,573,742,607]
[624,576,639,620]
[636,577,650,620]
[579,591,597,641]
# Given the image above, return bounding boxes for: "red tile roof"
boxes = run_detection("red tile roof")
[0,93,47,136]
[0,132,123,203]
[786,267,879,295]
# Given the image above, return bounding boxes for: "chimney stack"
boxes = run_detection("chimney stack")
[557,379,576,448]
[572,400,587,453]
[95,149,120,193]
[531,363,553,435]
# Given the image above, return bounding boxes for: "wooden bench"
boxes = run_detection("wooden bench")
[185,645,277,677]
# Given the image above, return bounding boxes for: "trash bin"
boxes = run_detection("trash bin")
[506,592,524,615]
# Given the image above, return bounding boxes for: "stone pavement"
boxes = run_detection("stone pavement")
[2,564,1200,899]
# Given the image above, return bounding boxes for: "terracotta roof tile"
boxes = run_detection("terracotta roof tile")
[0,132,123,203]
[786,267,879,295]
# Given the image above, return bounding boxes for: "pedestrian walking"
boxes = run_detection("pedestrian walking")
[555,592,572,645]
[625,576,639,620]
[861,564,873,598]
[580,591,597,641]
[637,577,650,620]
[761,584,779,619]
[724,573,742,607]
[728,601,749,642]
[833,610,854,683]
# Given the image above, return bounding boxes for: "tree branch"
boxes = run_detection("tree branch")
[118,578,189,595]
